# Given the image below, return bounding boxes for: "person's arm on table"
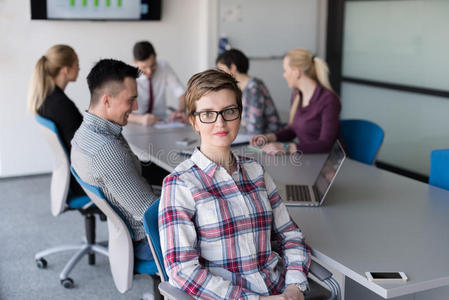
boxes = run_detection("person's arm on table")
[264,170,311,296]
[167,94,187,123]
[128,113,161,126]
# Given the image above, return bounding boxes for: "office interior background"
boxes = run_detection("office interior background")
[1,0,448,180]
[1,0,449,298]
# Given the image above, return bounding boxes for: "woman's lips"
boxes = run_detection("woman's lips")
[214,131,228,137]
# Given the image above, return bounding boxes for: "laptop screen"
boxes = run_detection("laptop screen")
[313,141,346,201]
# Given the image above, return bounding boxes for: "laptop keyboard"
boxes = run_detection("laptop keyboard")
[286,185,313,202]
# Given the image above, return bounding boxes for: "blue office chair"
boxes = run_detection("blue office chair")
[143,199,341,300]
[34,115,108,288]
[429,149,449,191]
[340,119,384,165]
[71,167,160,295]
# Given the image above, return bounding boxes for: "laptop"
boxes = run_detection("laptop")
[278,140,346,207]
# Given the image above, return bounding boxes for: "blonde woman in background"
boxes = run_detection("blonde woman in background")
[28,44,84,196]
[250,48,341,154]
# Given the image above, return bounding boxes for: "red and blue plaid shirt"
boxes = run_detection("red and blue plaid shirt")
[159,149,311,299]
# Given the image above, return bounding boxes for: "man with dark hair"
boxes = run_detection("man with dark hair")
[71,59,159,261]
[128,40,186,126]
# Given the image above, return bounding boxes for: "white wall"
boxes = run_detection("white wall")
[0,0,212,177]
[0,0,325,177]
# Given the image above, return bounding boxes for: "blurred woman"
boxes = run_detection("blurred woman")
[159,69,310,300]
[28,44,84,196]
[216,49,282,134]
[250,48,341,154]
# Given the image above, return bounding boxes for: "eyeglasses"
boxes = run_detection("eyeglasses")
[193,107,241,124]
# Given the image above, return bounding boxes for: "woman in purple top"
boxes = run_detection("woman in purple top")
[250,48,341,154]
[216,49,282,134]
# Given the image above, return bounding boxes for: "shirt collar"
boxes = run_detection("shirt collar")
[83,111,122,137]
[190,147,242,178]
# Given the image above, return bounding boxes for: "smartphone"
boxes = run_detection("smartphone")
[365,272,408,282]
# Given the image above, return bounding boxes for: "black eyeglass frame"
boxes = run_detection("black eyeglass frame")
[193,106,242,124]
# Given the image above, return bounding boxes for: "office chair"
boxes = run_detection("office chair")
[34,115,108,288]
[143,199,341,300]
[340,119,384,165]
[70,167,160,296]
[429,149,449,191]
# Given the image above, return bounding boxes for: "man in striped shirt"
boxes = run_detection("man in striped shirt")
[71,59,157,260]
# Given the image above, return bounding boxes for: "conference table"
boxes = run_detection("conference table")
[123,123,449,299]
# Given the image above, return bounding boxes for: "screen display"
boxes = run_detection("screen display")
[31,0,161,21]
[371,272,402,279]
[313,141,345,200]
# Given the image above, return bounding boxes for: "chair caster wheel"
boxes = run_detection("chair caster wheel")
[36,258,47,269]
[61,277,74,288]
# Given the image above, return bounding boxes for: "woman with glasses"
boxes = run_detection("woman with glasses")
[250,48,341,154]
[159,69,311,300]
[28,44,85,197]
[216,49,282,134]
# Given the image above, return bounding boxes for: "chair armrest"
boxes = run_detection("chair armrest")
[151,185,162,197]
[158,282,195,300]
[309,260,333,282]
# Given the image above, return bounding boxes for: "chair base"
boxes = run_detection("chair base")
[35,242,108,288]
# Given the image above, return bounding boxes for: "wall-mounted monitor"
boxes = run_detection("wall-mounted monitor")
[31,0,161,21]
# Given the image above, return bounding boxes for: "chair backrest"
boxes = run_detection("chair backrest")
[429,149,449,191]
[340,119,384,165]
[70,166,134,294]
[143,198,168,281]
[35,115,70,216]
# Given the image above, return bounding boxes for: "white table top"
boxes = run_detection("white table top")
[123,123,449,299]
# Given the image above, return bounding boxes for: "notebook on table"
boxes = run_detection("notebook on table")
[277,141,346,207]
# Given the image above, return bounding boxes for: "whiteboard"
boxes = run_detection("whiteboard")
[219,0,319,58]
[343,0,449,91]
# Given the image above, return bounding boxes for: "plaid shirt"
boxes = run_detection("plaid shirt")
[159,149,311,299]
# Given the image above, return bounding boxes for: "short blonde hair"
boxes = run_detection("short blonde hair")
[285,48,334,92]
[185,69,242,116]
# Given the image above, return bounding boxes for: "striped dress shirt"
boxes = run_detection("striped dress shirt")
[159,149,311,299]
[71,112,157,241]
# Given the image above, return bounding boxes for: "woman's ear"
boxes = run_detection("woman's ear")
[295,68,302,80]
[60,66,69,78]
[189,115,200,135]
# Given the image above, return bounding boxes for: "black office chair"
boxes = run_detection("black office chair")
[34,115,108,288]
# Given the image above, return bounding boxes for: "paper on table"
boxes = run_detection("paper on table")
[154,121,186,129]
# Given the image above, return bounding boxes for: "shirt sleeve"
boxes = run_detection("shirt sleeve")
[263,170,311,288]
[275,125,297,142]
[295,96,341,153]
[159,174,259,300]
[244,82,265,134]
[92,142,157,221]
[163,63,185,99]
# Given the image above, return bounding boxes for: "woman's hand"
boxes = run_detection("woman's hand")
[260,295,287,300]
[262,142,287,155]
[259,284,304,300]
[283,284,305,300]
[250,133,276,147]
